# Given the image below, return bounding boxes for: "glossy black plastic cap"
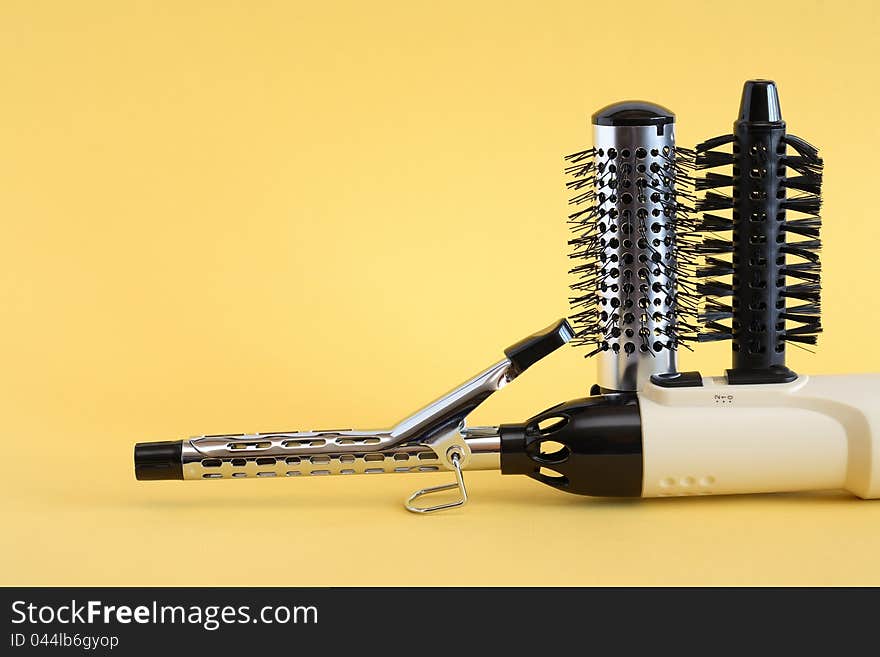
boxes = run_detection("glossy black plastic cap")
[592,101,674,127]
[503,318,573,376]
[134,441,183,480]
[737,80,783,124]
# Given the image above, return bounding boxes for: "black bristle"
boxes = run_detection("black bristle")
[697,281,733,297]
[781,217,821,238]
[696,172,734,191]
[781,283,821,302]
[781,263,821,282]
[780,241,821,262]
[700,301,734,321]
[780,311,821,325]
[698,238,734,255]
[564,148,596,163]
[565,176,596,191]
[784,176,822,195]
[696,134,735,152]
[697,191,734,212]
[698,256,734,278]
[783,134,822,163]
[783,333,820,346]
[781,195,822,215]
[698,321,734,341]
[781,156,823,177]
[697,213,734,232]
[696,150,735,169]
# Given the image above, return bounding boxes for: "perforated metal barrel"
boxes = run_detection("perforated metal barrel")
[592,102,682,391]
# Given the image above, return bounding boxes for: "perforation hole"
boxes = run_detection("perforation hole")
[537,467,569,487]
[228,441,270,451]
[533,440,571,465]
[283,439,325,448]
[536,416,569,435]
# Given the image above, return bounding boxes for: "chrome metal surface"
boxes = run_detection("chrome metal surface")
[389,359,513,442]
[182,425,501,480]
[181,352,514,481]
[405,450,468,514]
[593,122,682,391]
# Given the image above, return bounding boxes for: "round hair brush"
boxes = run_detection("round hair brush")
[565,101,698,392]
[695,79,823,384]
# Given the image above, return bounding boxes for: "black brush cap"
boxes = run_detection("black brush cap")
[134,441,183,480]
[592,101,674,127]
[737,80,783,124]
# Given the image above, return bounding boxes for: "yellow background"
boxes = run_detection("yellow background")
[2,0,879,586]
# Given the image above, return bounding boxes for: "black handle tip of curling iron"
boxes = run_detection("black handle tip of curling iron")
[134,441,183,480]
[738,79,783,124]
[504,318,574,376]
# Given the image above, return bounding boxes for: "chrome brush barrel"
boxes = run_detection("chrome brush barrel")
[568,101,693,392]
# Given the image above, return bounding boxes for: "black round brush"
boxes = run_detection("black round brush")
[695,80,823,384]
